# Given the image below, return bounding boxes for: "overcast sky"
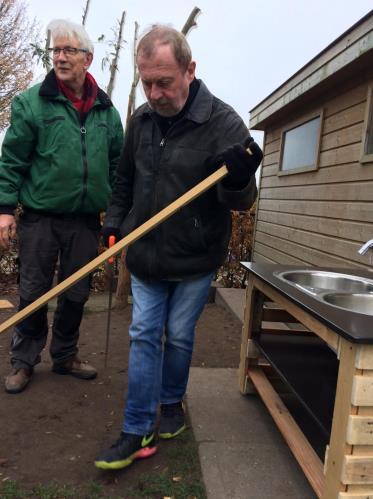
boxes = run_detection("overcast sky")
[16,1,373,144]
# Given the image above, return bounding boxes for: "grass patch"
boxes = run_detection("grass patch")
[127,431,206,498]
[0,480,106,499]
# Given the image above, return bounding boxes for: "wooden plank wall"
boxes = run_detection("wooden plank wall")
[253,76,373,270]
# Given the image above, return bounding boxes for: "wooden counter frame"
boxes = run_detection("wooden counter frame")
[239,273,373,499]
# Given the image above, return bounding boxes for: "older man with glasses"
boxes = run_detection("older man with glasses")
[0,19,123,394]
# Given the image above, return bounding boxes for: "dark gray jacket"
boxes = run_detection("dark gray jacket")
[104,80,257,281]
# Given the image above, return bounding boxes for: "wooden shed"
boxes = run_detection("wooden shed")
[250,10,373,270]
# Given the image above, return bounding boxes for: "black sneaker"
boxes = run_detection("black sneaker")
[159,402,187,439]
[94,432,157,470]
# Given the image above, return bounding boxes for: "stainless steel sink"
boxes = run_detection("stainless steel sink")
[273,269,373,316]
[275,270,373,295]
[321,293,373,316]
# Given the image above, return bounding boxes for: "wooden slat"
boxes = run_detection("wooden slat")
[347,415,373,446]
[248,366,324,498]
[324,84,368,119]
[342,455,373,485]
[261,162,373,188]
[256,220,366,262]
[262,302,299,323]
[356,345,373,370]
[258,199,373,224]
[319,143,362,168]
[323,102,366,135]
[0,300,14,309]
[260,182,373,202]
[0,165,230,336]
[321,122,363,152]
[339,491,373,498]
[253,241,311,266]
[257,211,373,244]
[255,231,366,269]
[351,374,373,406]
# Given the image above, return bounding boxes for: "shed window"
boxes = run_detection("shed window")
[361,86,373,162]
[280,116,321,173]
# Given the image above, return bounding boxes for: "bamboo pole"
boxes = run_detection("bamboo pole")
[0,165,229,335]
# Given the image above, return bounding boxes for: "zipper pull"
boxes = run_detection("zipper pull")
[160,138,166,147]
[80,126,87,134]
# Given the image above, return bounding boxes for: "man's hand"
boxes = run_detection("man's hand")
[101,226,121,247]
[0,214,17,250]
[219,137,263,189]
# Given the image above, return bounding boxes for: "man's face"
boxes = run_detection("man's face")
[137,44,196,117]
[52,36,92,90]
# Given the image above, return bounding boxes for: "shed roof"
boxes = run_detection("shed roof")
[250,10,373,130]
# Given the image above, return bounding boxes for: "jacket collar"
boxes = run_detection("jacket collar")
[138,79,213,124]
[39,69,113,108]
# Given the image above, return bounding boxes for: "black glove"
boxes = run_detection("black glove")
[101,226,121,247]
[220,137,263,189]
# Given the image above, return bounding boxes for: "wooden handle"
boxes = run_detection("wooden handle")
[0,165,229,335]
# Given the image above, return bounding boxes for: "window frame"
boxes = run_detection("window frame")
[360,85,373,164]
[278,109,324,176]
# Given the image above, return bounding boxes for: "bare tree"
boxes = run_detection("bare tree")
[106,11,126,99]
[0,0,38,130]
[81,0,91,26]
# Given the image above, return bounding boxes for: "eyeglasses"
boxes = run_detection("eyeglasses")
[48,47,88,57]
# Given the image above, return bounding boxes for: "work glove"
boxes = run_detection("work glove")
[219,137,263,190]
[101,226,121,247]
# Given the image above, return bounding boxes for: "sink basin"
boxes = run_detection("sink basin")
[321,293,373,316]
[275,270,373,294]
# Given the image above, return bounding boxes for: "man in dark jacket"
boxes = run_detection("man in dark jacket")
[95,25,262,470]
[0,19,123,394]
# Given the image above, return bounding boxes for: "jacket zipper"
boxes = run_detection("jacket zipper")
[148,133,167,278]
[80,125,88,209]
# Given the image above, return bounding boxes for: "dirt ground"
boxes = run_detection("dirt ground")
[0,295,242,498]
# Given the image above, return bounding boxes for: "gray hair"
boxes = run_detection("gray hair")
[137,25,192,71]
[47,19,94,54]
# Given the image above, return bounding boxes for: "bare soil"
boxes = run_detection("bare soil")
[0,296,242,498]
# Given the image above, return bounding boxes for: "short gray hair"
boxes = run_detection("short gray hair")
[47,19,94,54]
[137,25,192,72]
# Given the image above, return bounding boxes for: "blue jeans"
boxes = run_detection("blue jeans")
[123,272,215,435]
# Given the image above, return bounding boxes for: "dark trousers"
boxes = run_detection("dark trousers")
[10,211,100,370]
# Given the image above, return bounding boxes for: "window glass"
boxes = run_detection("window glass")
[281,116,321,171]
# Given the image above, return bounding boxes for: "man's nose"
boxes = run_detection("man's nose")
[55,50,68,61]
[149,84,162,101]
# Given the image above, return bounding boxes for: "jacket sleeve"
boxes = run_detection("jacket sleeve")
[103,118,135,230]
[0,95,36,209]
[214,108,258,211]
[108,108,124,188]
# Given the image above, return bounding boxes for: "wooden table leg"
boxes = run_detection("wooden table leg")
[238,274,264,394]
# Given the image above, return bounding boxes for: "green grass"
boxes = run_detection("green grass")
[127,432,206,498]
[0,480,106,499]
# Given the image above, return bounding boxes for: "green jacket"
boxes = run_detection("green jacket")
[0,70,123,214]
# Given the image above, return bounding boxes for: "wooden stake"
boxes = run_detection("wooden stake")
[0,165,228,335]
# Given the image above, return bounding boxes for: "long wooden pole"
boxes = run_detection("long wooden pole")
[0,165,228,335]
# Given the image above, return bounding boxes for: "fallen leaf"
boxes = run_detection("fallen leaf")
[172,476,182,482]
[0,459,8,467]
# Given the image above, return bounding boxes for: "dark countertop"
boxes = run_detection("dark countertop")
[241,262,373,344]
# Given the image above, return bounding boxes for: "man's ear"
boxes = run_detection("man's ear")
[84,52,93,70]
[186,60,196,83]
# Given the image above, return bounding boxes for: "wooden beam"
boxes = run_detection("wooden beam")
[248,366,324,498]
[0,165,229,335]
[342,455,373,485]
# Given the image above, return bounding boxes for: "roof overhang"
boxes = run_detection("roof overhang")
[249,10,373,130]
